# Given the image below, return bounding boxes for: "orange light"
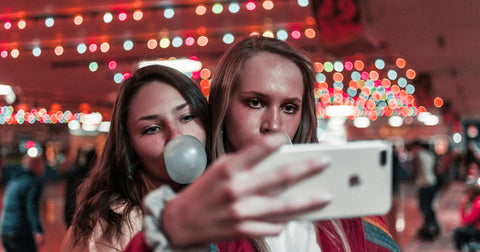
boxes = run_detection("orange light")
[304,28,316,39]
[349,80,359,90]
[54,46,64,56]
[197,36,208,46]
[262,0,274,10]
[333,72,344,82]
[200,69,211,79]
[17,19,26,29]
[434,97,444,108]
[314,62,323,72]
[133,10,143,21]
[195,5,207,15]
[354,60,364,71]
[406,69,416,79]
[200,79,210,88]
[147,39,157,49]
[100,42,110,53]
[74,15,83,25]
[396,58,406,68]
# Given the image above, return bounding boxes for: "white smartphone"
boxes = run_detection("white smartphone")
[253,140,392,220]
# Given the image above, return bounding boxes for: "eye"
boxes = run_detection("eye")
[143,125,161,135]
[283,104,299,114]
[182,114,196,122]
[246,99,263,109]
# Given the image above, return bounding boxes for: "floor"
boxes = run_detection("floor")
[0,180,468,252]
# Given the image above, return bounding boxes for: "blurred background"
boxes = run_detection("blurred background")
[1,0,480,251]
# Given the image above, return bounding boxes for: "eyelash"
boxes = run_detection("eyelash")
[142,114,196,135]
[246,99,299,114]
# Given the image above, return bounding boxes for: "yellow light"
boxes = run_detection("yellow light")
[159,38,170,48]
[54,46,64,56]
[262,31,274,38]
[197,36,208,46]
[74,15,83,25]
[195,5,207,15]
[133,10,143,21]
[100,42,110,53]
[18,19,27,29]
[11,49,19,58]
[263,0,274,10]
[147,39,158,49]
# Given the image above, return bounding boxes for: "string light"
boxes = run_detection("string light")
[74,15,83,25]
[17,19,26,29]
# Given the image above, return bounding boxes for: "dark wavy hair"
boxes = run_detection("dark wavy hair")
[71,64,210,246]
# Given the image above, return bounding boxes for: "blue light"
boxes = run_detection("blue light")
[388,70,397,80]
[223,33,235,44]
[334,61,344,72]
[398,77,407,88]
[32,47,41,57]
[123,40,134,51]
[164,8,175,19]
[333,82,343,89]
[77,43,87,54]
[375,59,385,70]
[298,0,309,7]
[347,88,357,97]
[351,71,361,81]
[45,17,54,27]
[406,84,415,94]
[229,2,240,13]
[316,73,326,83]
[276,30,288,41]
[172,37,183,47]
[114,73,123,83]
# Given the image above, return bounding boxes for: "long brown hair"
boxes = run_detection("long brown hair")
[71,65,210,246]
[209,36,350,252]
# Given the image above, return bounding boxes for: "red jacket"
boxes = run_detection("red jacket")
[124,216,399,252]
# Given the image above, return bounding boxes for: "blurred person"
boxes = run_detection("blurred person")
[125,36,400,252]
[63,147,97,227]
[1,153,45,252]
[453,171,480,251]
[408,139,440,240]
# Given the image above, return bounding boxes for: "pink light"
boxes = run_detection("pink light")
[189,55,199,61]
[4,21,12,30]
[108,60,117,70]
[0,51,7,58]
[118,12,128,22]
[361,71,369,80]
[26,140,35,149]
[291,29,301,40]
[185,36,195,46]
[122,72,132,80]
[344,61,353,71]
[246,1,257,11]
[89,43,98,52]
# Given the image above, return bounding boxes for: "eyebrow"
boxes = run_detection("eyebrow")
[137,102,189,122]
[241,91,302,104]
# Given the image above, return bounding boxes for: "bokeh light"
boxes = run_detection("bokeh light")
[195,5,207,15]
[197,36,208,46]
[223,33,235,44]
[74,15,83,25]
[123,40,134,51]
[246,1,256,11]
[277,30,288,41]
[4,21,12,30]
[291,29,301,39]
[159,38,170,48]
[100,42,110,53]
[185,36,195,46]
[118,12,128,21]
[434,97,444,108]
[298,0,309,7]
[164,8,175,19]
[172,37,183,47]
[229,2,240,13]
[133,10,143,21]
[305,28,316,39]
[103,12,113,23]
[89,62,98,72]
[108,60,117,70]
[77,43,87,54]
[17,19,26,29]
[147,39,158,49]
[263,0,274,10]
[212,3,223,14]
[45,17,54,27]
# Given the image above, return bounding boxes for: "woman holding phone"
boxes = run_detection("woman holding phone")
[125,36,400,251]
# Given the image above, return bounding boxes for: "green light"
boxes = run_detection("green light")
[212,3,223,14]
[89,62,98,72]
[323,62,334,72]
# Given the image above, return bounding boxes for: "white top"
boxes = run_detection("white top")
[265,221,321,252]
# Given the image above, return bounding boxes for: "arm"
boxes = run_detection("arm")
[161,134,330,248]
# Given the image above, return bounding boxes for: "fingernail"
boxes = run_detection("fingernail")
[313,157,330,168]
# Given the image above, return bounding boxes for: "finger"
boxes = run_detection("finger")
[227,194,332,220]
[229,157,329,198]
[225,133,288,175]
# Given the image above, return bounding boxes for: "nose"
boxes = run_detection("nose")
[166,121,183,142]
[260,108,281,134]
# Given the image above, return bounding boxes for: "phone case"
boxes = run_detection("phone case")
[253,140,392,220]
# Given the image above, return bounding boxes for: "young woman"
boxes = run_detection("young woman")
[60,64,210,251]
[125,36,400,251]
